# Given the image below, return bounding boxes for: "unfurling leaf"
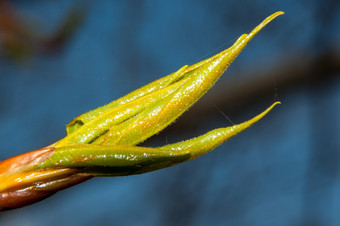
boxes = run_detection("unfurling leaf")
[0,12,283,211]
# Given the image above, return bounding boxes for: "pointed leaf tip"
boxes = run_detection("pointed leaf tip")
[0,12,284,211]
[227,101,281,138]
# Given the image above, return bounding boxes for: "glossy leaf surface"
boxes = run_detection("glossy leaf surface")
[0,12,283,210]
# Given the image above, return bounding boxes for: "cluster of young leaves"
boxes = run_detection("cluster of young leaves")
[0,12,283,210]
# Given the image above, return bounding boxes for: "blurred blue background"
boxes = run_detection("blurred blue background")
[0,0,340,225]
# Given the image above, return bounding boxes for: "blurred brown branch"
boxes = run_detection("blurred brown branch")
[0,0,86,61]
[163,47,340,132]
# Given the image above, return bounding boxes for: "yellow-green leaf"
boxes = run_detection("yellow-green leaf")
[0,11,283,211]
